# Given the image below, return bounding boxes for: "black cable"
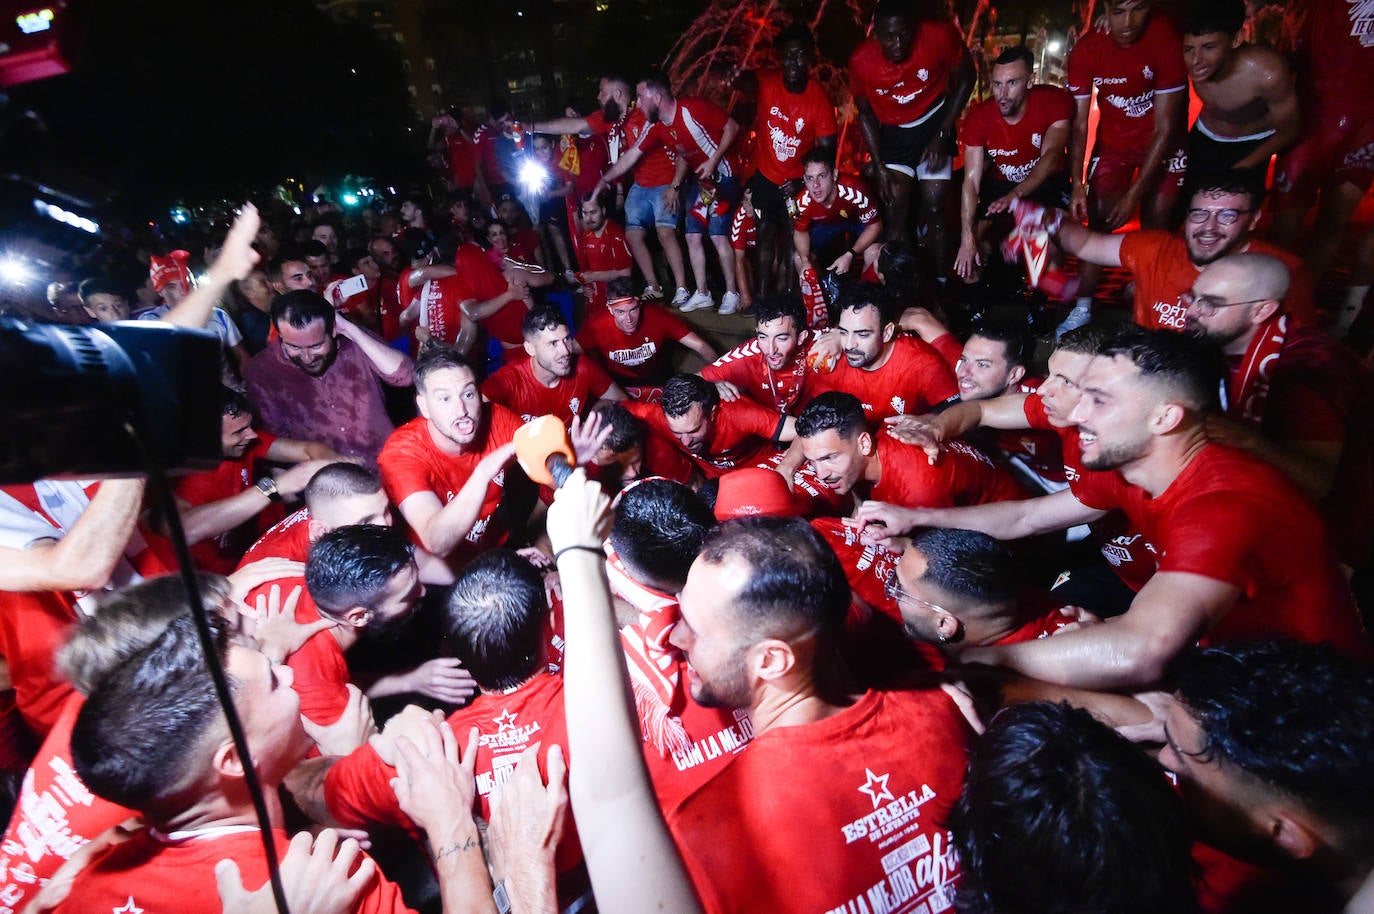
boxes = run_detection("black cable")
[128,419,291,914]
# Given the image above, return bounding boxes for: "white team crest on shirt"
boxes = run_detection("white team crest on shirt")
[1032,132,1044,148]
[568,396,582,416]
[1143,64,1154,79]
[858,768,895,809]
[890,396,907,415]
[917,67,930,81]
[795,116,805,133]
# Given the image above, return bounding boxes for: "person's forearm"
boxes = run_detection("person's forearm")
[283,757,342,827]
[581,267,633,283]
[339,322,410,379]
[851,222,882,254]
[915,498,1062,541]
[430,823,496,914]
[531,116,590,136]
[962,616,1172,690]
[1056,220,1092,258]
[933,399,986,438]
[1014,148,1063,199]
[462,289,518,323]
[960,175,979,241]
[793,230,812,266]
[177,489,271,545]
[936,53,975,138]
[857,106,884,167]
[0,478,146,592]
[681,335,718,364]
[364,672,414,700]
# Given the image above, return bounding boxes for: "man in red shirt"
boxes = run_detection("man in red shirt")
[849,0,974,272]
[564,196,632,310]
[626,374,795,479]
[239,462,393,569]
[576,277,717,398]
[791,147,883,283]
[1060,0,1189,332]
[700,294,820,416]
[955,45,1074,283]
[796,391,1026,512]
[818,283,959,421]
[1052,174,1315,330]
[483,305,625,423]
[665,516,968,913]
[1184,252,1374,570]
[378,347,522,569]
[748,23,838,296]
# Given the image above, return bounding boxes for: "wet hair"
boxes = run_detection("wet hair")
[877,240,923,300]
[1182,0,1246,36]
[444,549,547,691]
[873,0,916,24]
[522,303,570,338]
[303,463,383,512]
[611,479,716,592]
[909,528,1019,612]
[950,701,1197,914]
[305,524,414,619]
[302,240,330,261]
[269,250,309,283]
[593,401,644,454]
[835,281,899,328]
[1174,641,1374,858]
[802,146,837,171]
[414,345,474,391]
[222,386,252,418]
[270,289,336,334]
[1098,328,1225,412]
[993,45,1035,69]
[773,22,815,51]
[796,391,868,440]
[661,373,719,419]
[752,294,807,334]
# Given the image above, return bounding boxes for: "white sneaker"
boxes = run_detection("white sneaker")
[642,285,663,301]
[718,291,741,315]
[1055,301,1093,338]
[681,290,715,312]
[671,287,691,307]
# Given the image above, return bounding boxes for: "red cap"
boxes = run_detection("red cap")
[713,468,804,521]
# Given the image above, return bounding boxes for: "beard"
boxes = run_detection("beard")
[602,98,622,122]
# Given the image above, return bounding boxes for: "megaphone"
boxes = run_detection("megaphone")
[513,414,576,488]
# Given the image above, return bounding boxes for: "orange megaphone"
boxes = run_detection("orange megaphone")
[513,415,576,487]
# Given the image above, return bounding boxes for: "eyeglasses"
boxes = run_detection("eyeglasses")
[1186,207,1250,226]
[884,576,948,616]
[1179,290,1271,317]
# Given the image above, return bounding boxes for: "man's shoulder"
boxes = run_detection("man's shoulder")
[380,417,431,459]
[1121,228,1184,262]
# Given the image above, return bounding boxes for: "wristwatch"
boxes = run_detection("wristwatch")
[255,477,281,502]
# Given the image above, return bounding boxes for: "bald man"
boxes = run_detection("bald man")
[1185,252,1374,569]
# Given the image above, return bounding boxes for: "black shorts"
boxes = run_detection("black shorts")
[1187,123,1272,186]
[976,174,1071,219]
[878,100,951,178]
[747,173,792,229]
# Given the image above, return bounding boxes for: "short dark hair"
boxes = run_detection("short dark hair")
[397,226,436,263]
[611,479,716,592]
[873,0,916,24]
[1182,0,1246,36]
[607,276,638,300]
[269,250,308,281]
[270,290,335,334]
[302,240,329,260]
[638,69,672,95]
[661,373,719,419]
[1054,321,1135,358]
[835,281,897,328]
[993,44,1035,69]
[773,22,814,51]
[950,702,1197,914]
[444,549,547,691]
[522,303,569,338]
[305,524,414,619]
[752,294,807,334]
[909,528,1020,612]
[72,613,233,814]
[699,516,849,643]
[1174,641,1374,857]
[593,402,643,454]
[339,248,372,274]
[1099,328,1224,412]
[303,462,383,511]
[968,316,1033,369]
[77,277,124,302]
[802,146,837,171]
[414,345,474,391]
[222,386,252,418]
[1190,170,1265,210]
[796,391,868,440]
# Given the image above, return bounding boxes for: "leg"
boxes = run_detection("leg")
[1306,181,1367,282]
[625,228,660,292]
[917,177,954,281]
[881,167,916,245]
[685,233,708,294]
[734,246,754,310]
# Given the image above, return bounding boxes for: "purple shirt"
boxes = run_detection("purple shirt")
[244,334,413,462]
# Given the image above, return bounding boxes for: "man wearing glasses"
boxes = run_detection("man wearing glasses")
[1048,173,1313,330]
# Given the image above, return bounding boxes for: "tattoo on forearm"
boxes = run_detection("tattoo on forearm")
[433,836,479,859]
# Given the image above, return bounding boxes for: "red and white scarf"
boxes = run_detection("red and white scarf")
[1227,313,1288,423]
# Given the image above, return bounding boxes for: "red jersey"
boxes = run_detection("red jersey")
[1072,444,1369,655]
[0,696,135,913]
[1118,232,1316,331]
[412,272,468,346]
[451,241,526,347]
[626,399,783,479]
[792,173,880,232]
[445,130,478,188]
[817,334,959,421]
[378,406,523,565]
[0,589,77,740]
[847,20,966,126]
[811,516,902,614]
[577,221,633,309]
[474,122,505,187]
[239,506,312,567]
[668,688,967,914]
[636,96,742,181]
[585,108,632,163]
[751,70,838,185]
[700,335,819,416]
[277,582,352,726]
[867,435,1028,508]
[1066,15,1188,157]
[1301,0,1374,121]
[481,355,614,423]
[961,85,1074,184]
[51,827,409,914]
[995,590,1077,645]
[623,107,679,188]
[576,303,692,388]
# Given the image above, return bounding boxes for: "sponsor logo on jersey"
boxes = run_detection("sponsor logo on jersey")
[1104,90,1156,118]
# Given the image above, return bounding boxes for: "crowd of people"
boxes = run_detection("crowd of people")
[2,0,1374,911]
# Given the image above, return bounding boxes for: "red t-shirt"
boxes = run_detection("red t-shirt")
[624,107,679,188]
[0,589,77,742]
[848,20,966,126]
[817,335,959,421]
[482,355,614,423]
[792,173,880,232]
[445,130,478,188]
[585,108,631,161]
[0,695,136,912]
[960,85,1074,184]
[626,399,783,479]
[412,272,467,346]
[239,506,312,568]
[378,406,522,565]
[1066,14,1188,157]
[751,70,838,185]
[700,336,819,416]
[577,304,692,388]
[995,590,1077,645]
[1301,0,1374,121]
[577,221,633,309]
[668,687,967,914]
[51,827,409,914]
[1118,232,1316,331]
[1072,444,1369,655]
[474,123,504,187]
[452,241,527,347]
[868,435,1027,508]
[637,96,742,181]
[276,582,352,727]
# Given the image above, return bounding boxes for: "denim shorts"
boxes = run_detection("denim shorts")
[683,175,741,236]
[625,182,678,230]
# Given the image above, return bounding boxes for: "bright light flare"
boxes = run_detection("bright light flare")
[519,159,548,194]
[0,256,33,285]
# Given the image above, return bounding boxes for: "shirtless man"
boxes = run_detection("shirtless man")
[1182,0,1300,183]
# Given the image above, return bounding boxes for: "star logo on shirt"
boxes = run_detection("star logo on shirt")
[493,709,519,732]
[858,768,895,809]
[114,899,144,914]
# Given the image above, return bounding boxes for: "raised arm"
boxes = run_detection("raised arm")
[394,443,516,557]
[334,314,413,383]
[0,479,146,592]
[163,204,261,330]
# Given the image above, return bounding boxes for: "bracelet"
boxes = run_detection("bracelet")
[554,544,604,562]
[848,248,859,259]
